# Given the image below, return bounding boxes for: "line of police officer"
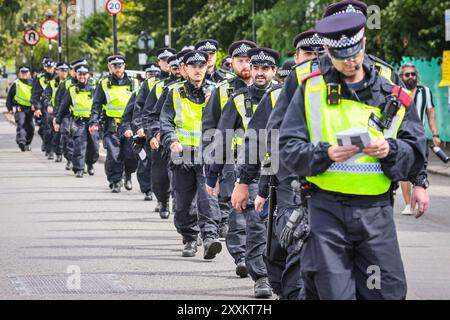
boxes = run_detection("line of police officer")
[7,0,430,300]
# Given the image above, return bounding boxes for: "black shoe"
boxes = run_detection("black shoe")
[218,222,229,239]
[55,154,63,162]
[159,201,170,219]
[47,152,54,160]
[182,241,197,257]
[236,260,249,278]
[87,165,95,176]
[65,161,72,171]
[19,143,26,152]
[124,174,132,191]
[254,277,272,298]
[45,151,49,157]
[144,191,153,201]
[154,202,160,212]
[112,182,121,193]
[75,171,84,178]
[25,145,31,151]
[203,238,222,260]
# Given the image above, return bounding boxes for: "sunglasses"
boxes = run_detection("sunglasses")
[403,72,416,78]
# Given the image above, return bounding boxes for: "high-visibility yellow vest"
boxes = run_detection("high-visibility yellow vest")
[14,80,32,107]
[295,60,314,86]
[304,74,406,196]
[269,88,282,108]
[65,78,73,89]
[372,62,393,85]
[69,84,95,118]
[101,77,138,118]
[147,77,157,92]
[217,80,233,110]
[49,79,61,106]
[172,85,205,147]
[154,79,167,99]
[233,93,259,147]
[38,74,50,90]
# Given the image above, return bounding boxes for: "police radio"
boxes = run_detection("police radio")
[244,97,253,118]
[326,83,342,105]
[179,86,187,99]
[226,87,235,98]
[368,96,401,132]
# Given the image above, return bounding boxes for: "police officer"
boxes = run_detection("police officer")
[89,55,139,193]
[208,47,279,298]
[155,47,177,79]
[276,60,295,84]
[31,57,56,156]
[6,66,34,151]
[142,52,186,216]
[202,40,256,275]
[160,50,222,259]
[55,63,99,177]
[42,62,69,161]
[54,59,88,171]
[279,12,427,300]
[194,39,233,83]
[145,65,161,79]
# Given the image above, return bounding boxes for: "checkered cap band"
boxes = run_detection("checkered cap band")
[296,33,324,50]
[158,50,174,60]
[232,44,252,57]
[197,42,217,52]
[332,4,363,16]
[109,57,125,64]
[250,51,276,65]
[323,28,364,48]
[169,59,180,67]
[186,53,207,64]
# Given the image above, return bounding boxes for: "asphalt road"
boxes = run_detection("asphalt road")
[0,113,449,300]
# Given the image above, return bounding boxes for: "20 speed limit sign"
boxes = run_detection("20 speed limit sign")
[106,0,123,15]
[23,29,40,46]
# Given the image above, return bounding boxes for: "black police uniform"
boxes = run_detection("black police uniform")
[279,12,427,299]
[6,69,34,150]
[56,76,99,175]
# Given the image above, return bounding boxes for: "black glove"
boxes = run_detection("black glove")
[279,205,310,251]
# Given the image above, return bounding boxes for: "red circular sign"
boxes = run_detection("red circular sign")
[106,0,123,15]
[23,29,40,46]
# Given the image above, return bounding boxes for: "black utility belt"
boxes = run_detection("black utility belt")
[311,185,392,206]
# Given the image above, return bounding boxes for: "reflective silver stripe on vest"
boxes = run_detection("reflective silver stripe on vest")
[298,62,311,83]
[174,92,183,131]
[178,129,201,137]
[328,163,383,174]
[272,88,281,104]
[308,75,322,145]
[219,83,228,108]
[234,94,251,129]
[70,89,91,113]
[102,84,124,111]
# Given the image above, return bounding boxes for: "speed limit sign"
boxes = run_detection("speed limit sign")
[23,29,40,46]
[40,18,59,40]
[106,0,123,15]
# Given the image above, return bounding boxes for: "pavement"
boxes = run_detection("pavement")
[0,102,450,300]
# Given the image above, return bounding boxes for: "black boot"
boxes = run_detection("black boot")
[154,202,160,212]
[112,182,122,193]
[203,238,222,260]
[124,173,132,190]
[87,164,95,176]
[55,154,63,162]
[47,152,54,160]
[75,170,84,178]
[254,277,272,298]
[182,241,197,257]
[19,143,26,152]
[65,160,72,171]
[159,201,170,219]
[235,259,248,278]
[144,191,153,201]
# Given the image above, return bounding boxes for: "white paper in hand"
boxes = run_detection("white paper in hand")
[336,127,372,152]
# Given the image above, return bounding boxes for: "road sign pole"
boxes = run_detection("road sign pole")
[113,14,118,54]
[31,46,34,74]
[48,39,52,58]
[58,1,62,62]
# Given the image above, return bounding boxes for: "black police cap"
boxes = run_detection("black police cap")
[167,55,180,68]
[75,64,89,73]
[70,58,88,69]
[195,39,218,53]
[177,49,193,64]
[248,47,280,67]
[56,62,70,70]
[43,57,55,67]
[293,29,324,53]
[183,50,208,65]
[278,60,296,78]
[228,40,257,58]
[323,0,368,18]
[156,48,177,60]
[107,55,126,65]
[18,66,31,72]
[145,65,161,74]
[315,12,366,60]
